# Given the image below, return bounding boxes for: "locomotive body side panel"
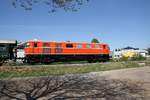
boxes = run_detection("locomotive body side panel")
[24,40,110,63]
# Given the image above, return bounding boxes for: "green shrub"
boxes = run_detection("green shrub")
[131,54,146,61]
[120,54,146,61]
[120,56,129,61]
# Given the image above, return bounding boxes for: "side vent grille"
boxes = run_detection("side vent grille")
[56,48,62,53]
[43,48,50,54]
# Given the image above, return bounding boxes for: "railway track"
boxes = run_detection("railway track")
[1,60,148,67]
[1,60,109,67]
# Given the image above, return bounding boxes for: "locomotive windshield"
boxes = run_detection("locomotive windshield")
[17,42,29,49]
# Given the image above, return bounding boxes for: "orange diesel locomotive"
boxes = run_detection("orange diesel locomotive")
[24,40,110,63]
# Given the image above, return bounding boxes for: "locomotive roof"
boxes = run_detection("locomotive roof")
[27,40,108,45]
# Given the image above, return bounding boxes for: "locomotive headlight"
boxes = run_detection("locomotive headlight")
[26,43,30,47]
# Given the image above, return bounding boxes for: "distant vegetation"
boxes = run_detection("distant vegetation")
[91,38,100,43]
[120,54,146,61]
[147,48,150,55]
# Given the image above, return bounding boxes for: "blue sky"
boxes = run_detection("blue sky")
[0,0,150,50]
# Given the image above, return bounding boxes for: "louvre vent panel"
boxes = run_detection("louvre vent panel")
[43,48,50,53]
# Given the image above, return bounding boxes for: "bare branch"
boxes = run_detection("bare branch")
[11,0,90,13]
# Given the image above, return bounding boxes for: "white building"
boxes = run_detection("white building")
[112,47,148,59]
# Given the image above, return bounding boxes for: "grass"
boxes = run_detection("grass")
[0,62,142,79]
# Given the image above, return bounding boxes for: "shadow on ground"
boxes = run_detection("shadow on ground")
[0,74,145,100]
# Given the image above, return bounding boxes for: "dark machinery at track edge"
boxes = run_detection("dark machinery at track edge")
[0,40,17,65]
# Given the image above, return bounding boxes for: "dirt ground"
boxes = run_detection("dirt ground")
[90,66,150,99]
[1,65,150,99]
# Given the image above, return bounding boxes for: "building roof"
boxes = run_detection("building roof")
[0,40,17,44]
[123,46,139,50]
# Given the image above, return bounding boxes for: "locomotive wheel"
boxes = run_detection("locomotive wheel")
[26,58,35,64]
[87,60,92,63]
[43,58,55,64]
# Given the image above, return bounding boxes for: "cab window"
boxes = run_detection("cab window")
[34,43,37,47]
[86,44,91,48]
[77,44,82,48]
[103,45,106,49]
[95,44,100,48]
[66,44,73,48]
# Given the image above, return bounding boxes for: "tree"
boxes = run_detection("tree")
[11,0,89,13]
[147,48,150,55]
[91,38,100,43]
